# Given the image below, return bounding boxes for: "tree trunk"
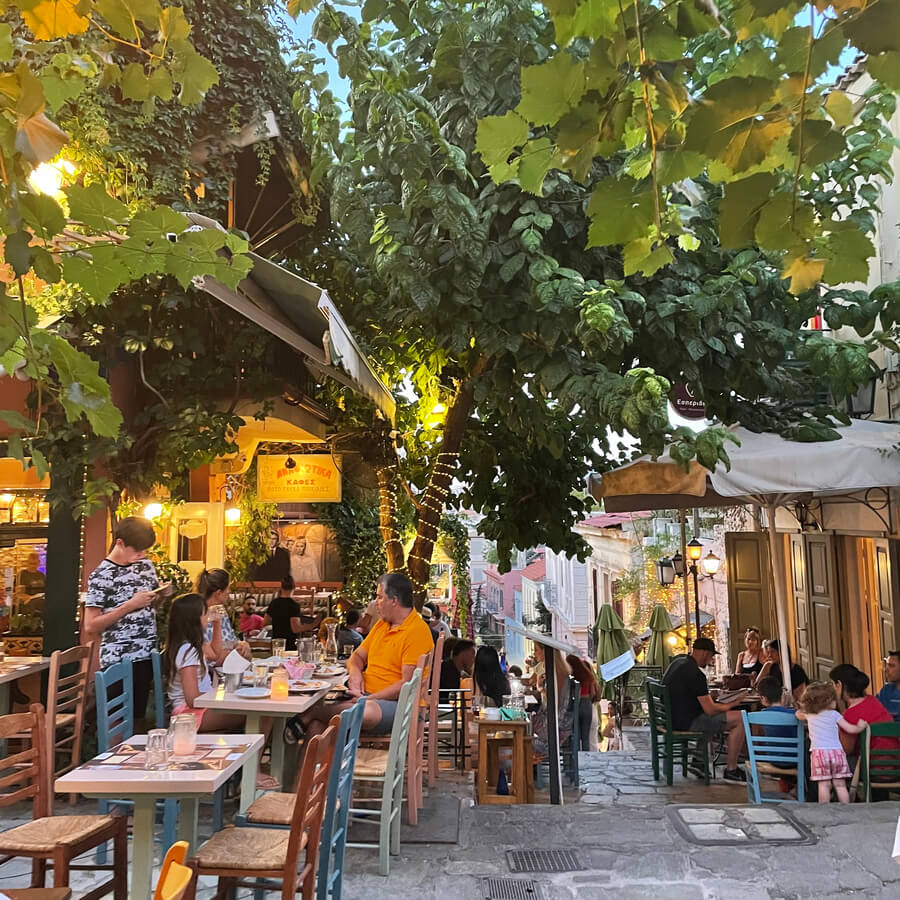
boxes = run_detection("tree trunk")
[407,359,488,608]
[376,462,406,572]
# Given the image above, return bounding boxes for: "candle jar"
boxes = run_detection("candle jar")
[169,713,197,757]
[270,667,290,700]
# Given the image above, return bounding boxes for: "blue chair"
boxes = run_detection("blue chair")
[150,648,224,831]
[94,661,177,862]
[741,709,806,803]
[233,699,366,900]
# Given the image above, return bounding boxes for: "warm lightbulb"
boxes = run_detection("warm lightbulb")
[0,493,14,505]
[225,506,241,524]
[27,158,76,199]
[702,551,721,577]
[667,635,677,646]
[686,538,703,562]
[143,502,163,520]
[431,402,446,414]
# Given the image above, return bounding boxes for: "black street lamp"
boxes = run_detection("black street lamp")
[686,538,703,636]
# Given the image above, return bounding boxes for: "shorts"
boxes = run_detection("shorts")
[689,712,727,735]
[810,748,851,781]
[366,699,397,735]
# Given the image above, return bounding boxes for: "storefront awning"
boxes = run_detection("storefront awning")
[186,214,395,423]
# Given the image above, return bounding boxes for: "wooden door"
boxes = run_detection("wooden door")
[857,538,880,687]
[726,532,773,664]
[790,534,812,675]
[806,534,841,681]
[875,539,895,658]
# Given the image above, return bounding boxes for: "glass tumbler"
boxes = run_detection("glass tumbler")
[272,638,287,659]
[145,729,169,770]
[254,662,269,688]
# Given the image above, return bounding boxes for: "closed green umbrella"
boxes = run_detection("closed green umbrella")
[646,604,674,671]
[595,604,632,701]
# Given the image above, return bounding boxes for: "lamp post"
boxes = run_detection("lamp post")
[686,538,703,636]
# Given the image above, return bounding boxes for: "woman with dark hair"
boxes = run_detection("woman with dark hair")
[196,568,248,657]
[566,654,601,750]
[757,639,809,700]
[474,646,510,708]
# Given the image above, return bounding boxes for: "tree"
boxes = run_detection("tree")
[290,0,896,606]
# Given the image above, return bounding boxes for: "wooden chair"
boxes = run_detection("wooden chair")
[645,679,709,786]
[348,669,421,875]
[858,721,900,802]
[741,709,806,803]
[0,704,127,900]
[187,721,338,900]
[424,632,445,786]
[154,842,192,900]
[231,701,366,900]
[45,646,90,809]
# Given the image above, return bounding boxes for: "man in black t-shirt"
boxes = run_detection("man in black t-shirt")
[662,637,748,782]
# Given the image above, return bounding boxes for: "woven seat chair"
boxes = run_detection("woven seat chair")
[0,704,127,900]
[348,669,421,876]
[187,721,338,900]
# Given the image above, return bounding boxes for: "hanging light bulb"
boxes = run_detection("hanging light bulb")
[143,502,163,520]
[225,506,241,524]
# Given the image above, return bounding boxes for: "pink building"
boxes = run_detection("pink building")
[484,564,524,619]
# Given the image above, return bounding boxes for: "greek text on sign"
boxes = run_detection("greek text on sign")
[257,455,342,503]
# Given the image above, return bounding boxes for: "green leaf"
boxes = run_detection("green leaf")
[517,138,558,195]
[64,182,128,230]
[789,119,846,167]
[0,410,36,432]
[586,177,653,247]
[19,193,66,240]
[287,0,317,16]
[499,252,526,282]
[821,225,874,284]
[0,23,13,62]
[867,51,900,92]
[62,245,128,302]
[685,77,789,174]
[120,62,150,101]
[824,91,854,127]
[172,45,218,106]
[553,0,621,44]
[643,22,685,61]
[30,246,60,283]
[719,173,776,249]
[623,239,674,277]
[517,53,586,127]
[843,0,900,55]
[755,192,814,251]
[5,230,32,277]
[656,150,705,185]
[29,446,48,479]
[475,111,528,168]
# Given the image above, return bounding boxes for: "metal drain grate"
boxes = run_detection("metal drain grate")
[481,878,545,900]
[506,849,585,873]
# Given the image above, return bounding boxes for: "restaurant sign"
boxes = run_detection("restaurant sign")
[670,382,706,420]
[257,455,342,503]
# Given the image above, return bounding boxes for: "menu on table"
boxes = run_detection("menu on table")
[83,742,250,771]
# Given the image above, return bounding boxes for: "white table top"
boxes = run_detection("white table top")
[193,677,344,716]
[55,733,265,796]
[0,656,50,684]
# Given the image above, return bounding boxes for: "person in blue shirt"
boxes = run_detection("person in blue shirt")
[876,651,900,722]
[758,676,797,737]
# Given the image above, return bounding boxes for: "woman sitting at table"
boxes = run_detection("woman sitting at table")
[756,639,809,700]
[474,646,510,708]
[164,593,277,787]
[734,627,764,678]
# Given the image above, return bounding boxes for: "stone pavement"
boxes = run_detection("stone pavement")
[3,736,900,898]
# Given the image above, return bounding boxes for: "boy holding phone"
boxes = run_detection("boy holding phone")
[84,516,172,725]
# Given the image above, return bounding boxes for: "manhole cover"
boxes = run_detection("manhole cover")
[506,849,585,873]
[481,878,545,900]
[667,805,816,846]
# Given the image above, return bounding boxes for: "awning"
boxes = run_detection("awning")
[589,419,900,512]
[186,214,395,422]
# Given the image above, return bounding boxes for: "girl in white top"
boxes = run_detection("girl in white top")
[796,681,865,803]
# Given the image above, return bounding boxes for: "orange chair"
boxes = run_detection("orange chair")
[154,842,192,900]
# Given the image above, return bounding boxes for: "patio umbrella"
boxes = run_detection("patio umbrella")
[595,604,632,701]
[646,604,674,670]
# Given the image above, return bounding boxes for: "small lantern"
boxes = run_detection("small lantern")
[671,551,686,577]
[686,538,703,563]
[702,551,721,577]
[655,557,676,586]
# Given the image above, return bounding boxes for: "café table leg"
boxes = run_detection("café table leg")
[239,713,262,813]
[176,796,199,851]
[269,716,286,788]
[130,795,156,900]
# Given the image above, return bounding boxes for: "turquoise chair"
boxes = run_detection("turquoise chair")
[741,709,806,803]
[150,648,224,831]
[94,661,177,862]
[233,698,366,900]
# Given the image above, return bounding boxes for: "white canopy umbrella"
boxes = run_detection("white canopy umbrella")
[588,419,900,693]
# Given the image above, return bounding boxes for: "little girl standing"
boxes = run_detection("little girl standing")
[796,681,865,803]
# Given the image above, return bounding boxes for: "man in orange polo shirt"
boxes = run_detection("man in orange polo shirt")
[289,572,434,741]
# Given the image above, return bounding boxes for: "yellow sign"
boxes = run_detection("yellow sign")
[257,455,342,503]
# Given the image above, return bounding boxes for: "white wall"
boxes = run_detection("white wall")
[543,548,590,652]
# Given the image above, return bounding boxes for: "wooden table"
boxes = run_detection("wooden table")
[0,656,50,754]
[56,733,263,900]
[475,719,530,805]
[193,674,346,792]
[4,889,71,900]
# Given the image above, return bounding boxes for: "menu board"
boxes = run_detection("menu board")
[83,742,250,771]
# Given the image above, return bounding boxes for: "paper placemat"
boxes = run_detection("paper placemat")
[83,742,250,771]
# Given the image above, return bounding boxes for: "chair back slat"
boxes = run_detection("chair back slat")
[861,722,900,798]
[388,668,422,788]
[646,679,673,732]
[741,709,805,803]
[317,697,365,900]
[285,721,338,895]
[95,661,135,752]
[0,704,49,818]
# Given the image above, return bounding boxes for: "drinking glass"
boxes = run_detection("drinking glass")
[272,638,286,659]
[145,729,169,770]
[169,713,197,756]
[254,662,269,688]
